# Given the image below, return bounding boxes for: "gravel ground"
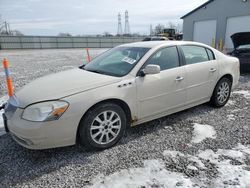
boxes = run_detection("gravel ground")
[0,49,249,188]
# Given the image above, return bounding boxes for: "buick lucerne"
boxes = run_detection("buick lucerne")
[3,41,240,150]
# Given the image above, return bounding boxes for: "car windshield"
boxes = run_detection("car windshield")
[238,44,250,49]
[84,47,150,77]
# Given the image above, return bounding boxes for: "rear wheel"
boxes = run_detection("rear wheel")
[210,77,232,107]
[79,103,126,150]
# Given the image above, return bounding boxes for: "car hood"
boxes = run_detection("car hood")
[15,68,122,108]
[231,32,250,49]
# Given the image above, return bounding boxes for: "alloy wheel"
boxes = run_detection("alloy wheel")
[217,81,230,104]
[90,110,121,145]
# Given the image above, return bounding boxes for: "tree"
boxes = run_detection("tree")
[131,32,141,37]
[103,32,113,37]
[154,24,165,35]
[57,33,72,37]
[176,23,183,33]
[11,30,24,36]
[168,22,176,29]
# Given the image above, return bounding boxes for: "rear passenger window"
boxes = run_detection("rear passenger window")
[181,46,209,65]
[206,48,215,60]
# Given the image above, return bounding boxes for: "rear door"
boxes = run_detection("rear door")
[136,46,186,119]
[179,45,219,105]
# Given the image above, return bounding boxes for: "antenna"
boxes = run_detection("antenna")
[124,10,130,35]
[117,13,123,36]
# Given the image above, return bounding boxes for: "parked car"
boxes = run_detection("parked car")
[142,36,168,41]
[3,41,240,150]
[228,32,250,73]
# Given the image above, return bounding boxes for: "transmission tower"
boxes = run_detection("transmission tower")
[117,13,123,36]
[0,14,12,35]
[124,10,130,35]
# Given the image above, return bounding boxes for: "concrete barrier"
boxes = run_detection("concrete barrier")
[0,36,144,50]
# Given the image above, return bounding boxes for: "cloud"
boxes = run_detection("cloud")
[0,0,208,35]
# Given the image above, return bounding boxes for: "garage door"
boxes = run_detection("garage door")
[225,15,250,49]
[193,20,217,46]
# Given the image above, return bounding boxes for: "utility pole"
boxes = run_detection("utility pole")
[150,24,153,36]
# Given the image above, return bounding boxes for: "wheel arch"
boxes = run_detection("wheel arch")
[210,73,233,106]
[76,98,132,143]
[219,74,233,83]
[213,74,233,95]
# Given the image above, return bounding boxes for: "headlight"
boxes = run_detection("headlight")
[22,101,69,122]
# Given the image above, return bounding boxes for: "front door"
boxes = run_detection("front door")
[136,46,187,120]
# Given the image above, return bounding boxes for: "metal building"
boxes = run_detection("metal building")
[181,0,250,50]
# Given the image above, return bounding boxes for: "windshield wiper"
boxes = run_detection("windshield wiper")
[79,66,105,75]
[79,65,86,69]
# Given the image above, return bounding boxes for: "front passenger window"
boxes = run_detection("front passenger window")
[144,46,180,71]
[181,46,209,65]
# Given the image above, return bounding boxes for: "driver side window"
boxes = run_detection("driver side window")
[144,46,180,71]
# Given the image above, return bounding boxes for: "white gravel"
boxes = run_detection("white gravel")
[233,90,250,99]
[0,49,249,188]
[227,114,236,121]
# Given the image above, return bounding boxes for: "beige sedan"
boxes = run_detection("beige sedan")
[3,41,240,150]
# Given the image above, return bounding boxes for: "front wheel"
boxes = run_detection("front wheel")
[210,77,232,107]
[79,103,127,150]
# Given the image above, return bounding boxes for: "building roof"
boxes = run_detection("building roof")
[180,0,214,19]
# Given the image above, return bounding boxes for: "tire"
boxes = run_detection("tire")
[79,103,127,150]
[210,77,232,107]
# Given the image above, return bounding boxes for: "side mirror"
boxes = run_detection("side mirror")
[139,64,161,77]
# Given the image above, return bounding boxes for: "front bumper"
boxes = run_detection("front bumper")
[4,97,79,150]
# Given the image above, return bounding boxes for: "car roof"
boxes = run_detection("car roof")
[119,41,209,48]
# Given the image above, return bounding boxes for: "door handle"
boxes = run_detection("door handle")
[209,68,217,72]
[175,76,184,81]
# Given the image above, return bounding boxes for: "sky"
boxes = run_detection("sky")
[0,0,207,36]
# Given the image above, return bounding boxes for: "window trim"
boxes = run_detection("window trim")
[205,48,216,60]
[136,45,182,76]
[179,44,215,65]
